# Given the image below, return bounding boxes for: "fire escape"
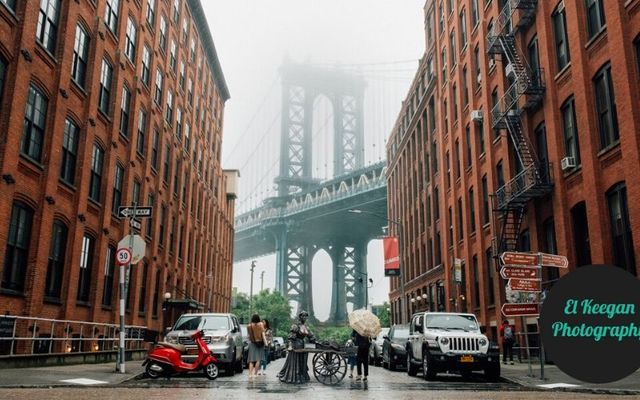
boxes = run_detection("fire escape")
[486,0,552,257]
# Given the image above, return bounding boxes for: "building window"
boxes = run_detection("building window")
[45,221,67,299]
[482,175,489,225]
[124,17,137,61]
[169,40,177,72]
[146,0,155,26]
[469,187,476,233]
[486,248,494,305]
[190,38,196,62]
[586,0,606,39]
[477,118,485,155]
[449,31,456,65]
[36,0,60,54]
[173,159,180,197]
[145,193,154,238]
[441,48,447,81]
[102,246,116,307]
[528,36,541,84]
[119,86,131,137]
[465,125,472,167]
[98,59,113,115]
[184,123,191,152]
[496,161,504,188]
[1,0,16,12]
[60,118,79,184]
[175,108,183,139]
[151,129,160,170]
[2,202,34,293]
[165,90,173,124]
[158,205,166,246]
[163,144,170,183]
[187,78,193,103]
[77,235,94,302]
[535,122,549,179]
[89,144,104,203]
[471,0,479,28]
[71,24,89,87]
[445,151,451,188]
[452,84,458,121]
[454,139,461,178]
[141,46,151,86]
[137,109,147,156]
[561,97,581,165]
[132,179,141,205]
[105,0,120,34]
[607,183,636,275]
[438,1,444,33]
[154,68,163,105]
[542,218,560,282]
[159,15,167,51]
[21,85,48,162]
[173,0,180,23]
[462,66,469,106]
[552,3,571,70]
[459,9,467,50]
[457,198,463,241]
[139,263,148,313]
[593,64,619,149]
[571,202,592,267]
[179,61,185,89]
[474,45,481,88]
[434,187,440,221]
[169,216,176,254]
[112,164,124,215]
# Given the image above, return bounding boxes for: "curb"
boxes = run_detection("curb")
[501,375,640,396]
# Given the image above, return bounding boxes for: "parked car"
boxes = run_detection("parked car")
[405,312,500,380]
[272,336,286,359]
[164,313,244,375]
[369,327,390,366]
[382,324,409,371]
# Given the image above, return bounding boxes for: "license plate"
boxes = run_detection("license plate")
[460,355,474,363]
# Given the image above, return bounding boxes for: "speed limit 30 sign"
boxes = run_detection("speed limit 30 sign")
[116,248,132,265]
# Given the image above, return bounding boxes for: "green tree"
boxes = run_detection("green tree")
[231,289,293,337]
[378,302,391,328]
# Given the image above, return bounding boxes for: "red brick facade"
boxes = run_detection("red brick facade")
[0,0,235,342]
[387,0,640,340]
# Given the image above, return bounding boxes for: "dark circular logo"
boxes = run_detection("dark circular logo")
[540,265,640,383]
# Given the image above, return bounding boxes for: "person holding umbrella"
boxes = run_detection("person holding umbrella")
[348,309,381,382]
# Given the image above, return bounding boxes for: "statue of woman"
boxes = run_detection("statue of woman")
[278,310,316,383]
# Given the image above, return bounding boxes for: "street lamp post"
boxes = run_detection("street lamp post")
[348,209,407,323]
[249,261,256,313]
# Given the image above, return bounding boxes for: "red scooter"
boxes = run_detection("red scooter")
[143,330,218,380]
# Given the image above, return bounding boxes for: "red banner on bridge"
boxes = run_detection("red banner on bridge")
[383,236,400,277]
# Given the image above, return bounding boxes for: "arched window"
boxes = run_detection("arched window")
[77,234,95,302]
[2,202,34,293]
[45,220,68,299]
[60,118,79,184]
[102,245,116,307]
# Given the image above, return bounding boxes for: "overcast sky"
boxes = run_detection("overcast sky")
[202,0,426,320]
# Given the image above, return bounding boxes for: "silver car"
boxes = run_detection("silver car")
[165,313,244,375]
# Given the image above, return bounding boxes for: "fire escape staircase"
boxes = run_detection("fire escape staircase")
[486,0,552,256]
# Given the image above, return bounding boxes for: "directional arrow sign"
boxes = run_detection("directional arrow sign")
[500,266,539,280]
[508,279,541,292]
[540,253,568,268]
[502,303,540,317]
[130,218,141,231]
[118,206,153,218]
[500,252,539,266]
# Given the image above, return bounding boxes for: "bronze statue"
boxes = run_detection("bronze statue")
[278,310,316,383]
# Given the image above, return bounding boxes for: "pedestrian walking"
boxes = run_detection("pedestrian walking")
[351,329,371,381]
[259,319,273,375]
[345,339,357,378]
[500,319,515,365]
[247,314,266,378]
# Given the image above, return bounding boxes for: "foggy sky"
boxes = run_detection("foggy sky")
[202,0,426,319]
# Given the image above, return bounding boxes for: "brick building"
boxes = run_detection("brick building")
[0,0,235,353]
[387,0,640,340]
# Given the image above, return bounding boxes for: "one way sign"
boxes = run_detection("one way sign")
[118,206,153,218]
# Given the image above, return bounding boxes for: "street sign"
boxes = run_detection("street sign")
[453,258,463,283]
[500,266,539,280]
[117,235,146,264]
[129,218,141,231]
[501,303,540,317]
[505,286,539,303]
[115,248,132,266]
[540,253,568,268]
[508,278,541,292]
[500,252,539,266]
[118,206,153,218]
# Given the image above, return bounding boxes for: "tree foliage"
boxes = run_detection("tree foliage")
[231,289,293,337]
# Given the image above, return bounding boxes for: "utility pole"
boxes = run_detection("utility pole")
[249,261,256,313]
[260,271,265,291]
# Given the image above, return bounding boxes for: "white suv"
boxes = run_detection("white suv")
[406,312,500,380]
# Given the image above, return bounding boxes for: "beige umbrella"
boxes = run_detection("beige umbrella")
[348,309,381,338]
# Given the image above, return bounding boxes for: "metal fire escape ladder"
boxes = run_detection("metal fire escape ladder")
[487,0,552,256]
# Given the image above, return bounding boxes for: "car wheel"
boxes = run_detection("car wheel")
[422,349,437,381]
[407,352,418,376]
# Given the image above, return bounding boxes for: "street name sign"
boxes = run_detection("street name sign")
[508,278,541,292]
[118,206,153,218]
[500,266,539,280]
[500,252,539,266]
[502,303,540,317]
[540,253,568,268]
[117,235,146,264]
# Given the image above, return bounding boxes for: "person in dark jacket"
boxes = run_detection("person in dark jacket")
[351,329,371,381]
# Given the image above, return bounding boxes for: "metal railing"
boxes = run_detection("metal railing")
[0,315,147,357]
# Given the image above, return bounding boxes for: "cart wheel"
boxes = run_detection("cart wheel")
[313,352,347,385]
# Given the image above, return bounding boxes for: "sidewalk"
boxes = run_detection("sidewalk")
[501,360,640,395]
[0,361,144,388]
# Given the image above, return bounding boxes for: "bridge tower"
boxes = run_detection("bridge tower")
[274,62,368,323]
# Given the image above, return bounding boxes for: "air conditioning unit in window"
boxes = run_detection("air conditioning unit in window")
[561,156,576,171]
[471,110,483,123]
